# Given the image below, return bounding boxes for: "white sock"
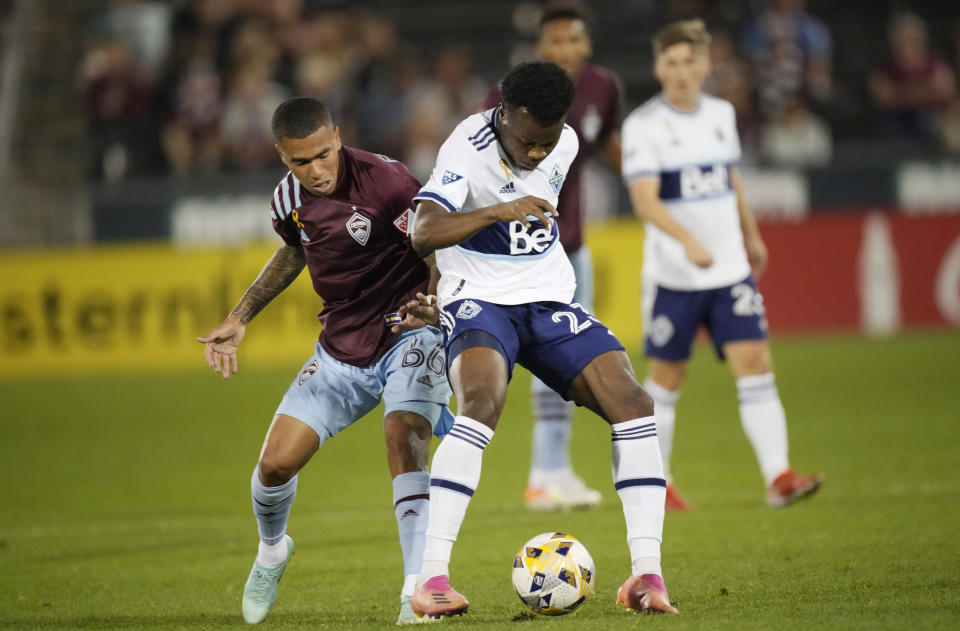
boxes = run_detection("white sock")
[256,536,288,568]
[610,416,666,576]
[393,471,430,597]
[419,416,494,585]
[737,373,790,485]
[528,377,573,479]
[644,380,680,482]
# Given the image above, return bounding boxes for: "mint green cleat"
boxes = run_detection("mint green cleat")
[396,594,439,625]
[242,535,294,624]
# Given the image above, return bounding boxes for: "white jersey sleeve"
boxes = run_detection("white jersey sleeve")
[415,108,578,306]
[622,95,751,291]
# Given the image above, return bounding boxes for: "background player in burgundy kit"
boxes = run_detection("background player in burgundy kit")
[197,97,453,626]
[480,4,624,511]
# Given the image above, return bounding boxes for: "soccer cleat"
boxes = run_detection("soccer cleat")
[397,594,440,625]
[410,575,469,619]
[665,482,693,511]
[616,574,678,614]
[524,469,602,511]
[242,535,294,624]
[766,468,824,507]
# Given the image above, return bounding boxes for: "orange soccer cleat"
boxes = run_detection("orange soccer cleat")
[616,573,678,614]
[411,575,469,619]
[766,468,824,507]
[665,482,693,511]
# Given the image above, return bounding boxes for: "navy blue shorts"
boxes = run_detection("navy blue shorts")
[438,299,625,398]
[644,276,768,361]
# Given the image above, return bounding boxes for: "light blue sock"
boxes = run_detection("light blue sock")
[251,466,297,545]
[393,471,430,595]
[530,378,573,474]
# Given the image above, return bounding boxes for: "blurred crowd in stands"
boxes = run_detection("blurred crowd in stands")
[77,0,960,182]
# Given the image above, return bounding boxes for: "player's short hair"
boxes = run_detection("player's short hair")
[652,18,712,57]
[500,61,575,127]
[539,3,591,31]
[271,97,333,141]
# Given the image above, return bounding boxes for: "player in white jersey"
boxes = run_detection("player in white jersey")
[622,19,823,510]
[405,61,677,619]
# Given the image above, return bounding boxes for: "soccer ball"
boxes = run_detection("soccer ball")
[512,532,595,615]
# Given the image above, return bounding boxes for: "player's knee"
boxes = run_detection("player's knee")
[257,455,298,487]
[634,384,655,417]
[384,412,432,447]
[454,385,503,427]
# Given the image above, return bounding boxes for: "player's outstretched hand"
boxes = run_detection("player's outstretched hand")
[392,293,439,333]
[682,236,714,268]
[492,195,557,230]
[197,318,247,379]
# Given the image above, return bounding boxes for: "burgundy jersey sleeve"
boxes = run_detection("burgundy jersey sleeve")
[269,172,302,247]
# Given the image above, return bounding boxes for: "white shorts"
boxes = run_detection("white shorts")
[276,327,453,444]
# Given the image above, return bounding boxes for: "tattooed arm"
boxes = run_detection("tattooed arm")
[197,244,306,379]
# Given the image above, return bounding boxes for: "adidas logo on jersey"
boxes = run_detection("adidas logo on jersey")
[417,375,434,388]
[498,181,516,194]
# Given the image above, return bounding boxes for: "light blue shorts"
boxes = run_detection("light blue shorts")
[276,327,453,444]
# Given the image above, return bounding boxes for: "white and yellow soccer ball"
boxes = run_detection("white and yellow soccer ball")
[512,532,595,615]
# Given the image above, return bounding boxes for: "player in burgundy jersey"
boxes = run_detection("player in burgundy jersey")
[197,98,453,625]
[480,5,624,511]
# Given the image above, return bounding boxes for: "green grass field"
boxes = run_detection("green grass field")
[1,331,959,630]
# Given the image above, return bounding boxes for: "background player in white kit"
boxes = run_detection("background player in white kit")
[622,19,823,510]
[407,61,677,619]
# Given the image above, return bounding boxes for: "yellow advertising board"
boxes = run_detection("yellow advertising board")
[0,222,645,378]
[0,242,323,378]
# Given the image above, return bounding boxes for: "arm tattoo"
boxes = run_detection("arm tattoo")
[230,244,306,324]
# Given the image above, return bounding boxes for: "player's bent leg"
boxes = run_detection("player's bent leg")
[243,415,318,624]
[567,350,674,612]
[724,340,824,506]
[414,348,507,619]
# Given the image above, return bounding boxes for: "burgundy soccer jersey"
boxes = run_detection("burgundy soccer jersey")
[481,63,622,252]
[269,147,428,366]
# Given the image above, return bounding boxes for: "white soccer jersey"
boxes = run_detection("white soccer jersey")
[622,94,750,290]
[415,107,579,306]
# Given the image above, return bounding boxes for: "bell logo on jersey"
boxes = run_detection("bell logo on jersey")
[680,163,729,199]
[509,220,552,255]
[346,210,371,245]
